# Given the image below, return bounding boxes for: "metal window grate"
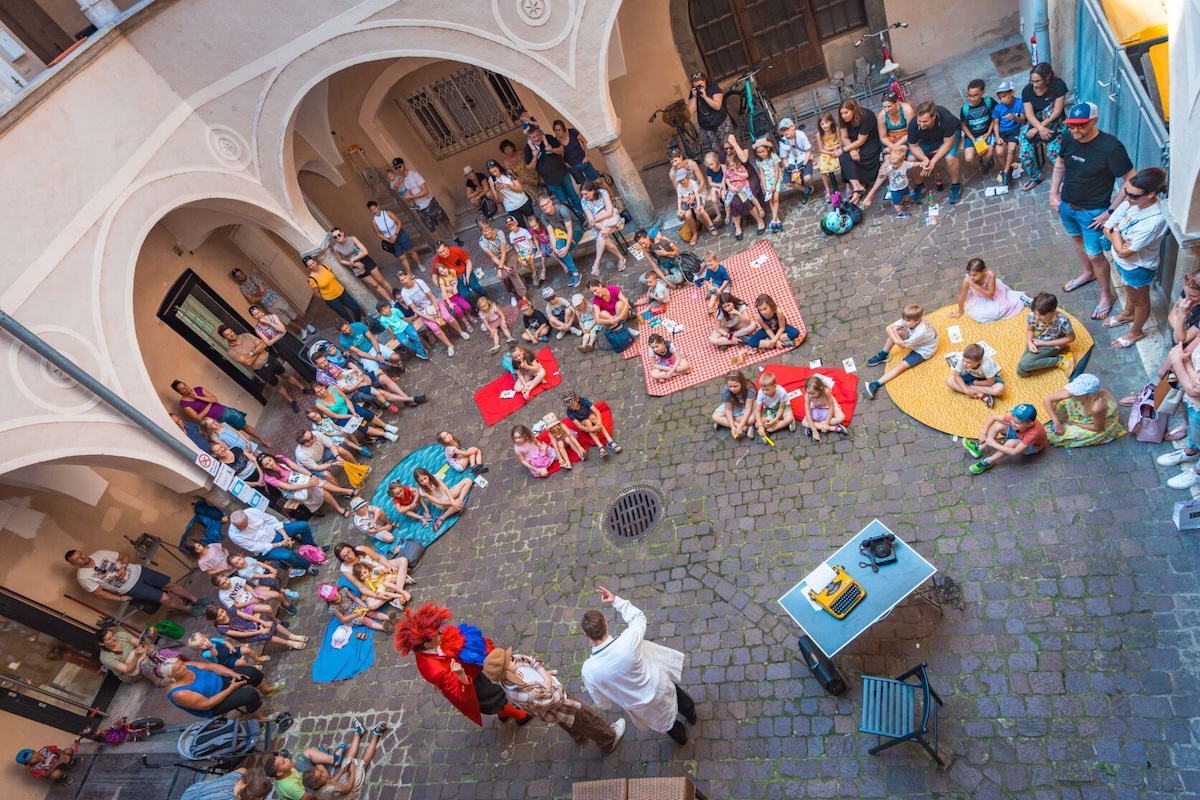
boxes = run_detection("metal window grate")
[397,67,523,159]
[601,485,665,545]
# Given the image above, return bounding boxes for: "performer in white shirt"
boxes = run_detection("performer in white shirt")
[580,586,696,744]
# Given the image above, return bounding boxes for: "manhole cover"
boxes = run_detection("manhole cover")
[602,484,665,545]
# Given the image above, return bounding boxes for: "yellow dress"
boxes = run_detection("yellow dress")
[818,133,841,174]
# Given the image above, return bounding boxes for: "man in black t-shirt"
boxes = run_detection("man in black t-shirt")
[1050,101,1136,320]
[524,127,583,218]
[686,71,735,159]
[906,101,963,204]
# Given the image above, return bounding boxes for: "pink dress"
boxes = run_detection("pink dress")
[964,273,1025,323]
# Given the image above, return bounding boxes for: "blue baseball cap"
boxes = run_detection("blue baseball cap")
[1010,403,1037,422]
[1065,102,1099,124]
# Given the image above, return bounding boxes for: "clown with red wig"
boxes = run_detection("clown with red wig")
[393,603,531,726]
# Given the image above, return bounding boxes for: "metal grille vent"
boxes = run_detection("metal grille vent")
[602,485,665,545]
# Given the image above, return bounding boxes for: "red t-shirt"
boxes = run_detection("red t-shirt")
[28,746,61,778]
[432,247,471,278]
[1006,417,1048,452]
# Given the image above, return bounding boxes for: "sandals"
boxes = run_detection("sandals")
[708,227,719,238]
[1021,178,1043,191]
[1103,316,1132,328]
[1091,302,1113,320]
[1063,276,1096,293]
[288,639,307,650]
[1113,335,1144,349]
[608,442,623,454]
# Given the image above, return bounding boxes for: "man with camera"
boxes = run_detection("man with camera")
[686,71,734,158]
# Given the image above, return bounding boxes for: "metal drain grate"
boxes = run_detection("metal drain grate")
[602,484,665,545]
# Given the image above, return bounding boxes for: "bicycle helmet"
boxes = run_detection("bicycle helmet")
[16,748,34,765]
[820,210,853,236]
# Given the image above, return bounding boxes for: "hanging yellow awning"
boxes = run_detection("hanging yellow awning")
[1147,41,1169,121]
[1100,0,1168,46]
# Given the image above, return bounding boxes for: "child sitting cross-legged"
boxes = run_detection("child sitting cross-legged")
[647,333,692,381]
[512,424,557,478]
[864,303,939,400]
[754,371,796,437]
[519,298,551,343]
[963,402,1047,475]
[1019,292,1076,376]
[946,342,1005,408]
[801,374,848,441]
[563,392,620,455]
[387,480,432,527]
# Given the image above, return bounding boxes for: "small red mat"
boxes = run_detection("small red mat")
[627,241,807,397]
[534,401,615,476]
[473,347,563,426]
[756,364,859,426]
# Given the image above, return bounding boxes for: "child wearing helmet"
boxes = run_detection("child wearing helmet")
[17,745,74,783]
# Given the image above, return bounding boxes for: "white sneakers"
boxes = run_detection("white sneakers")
[460,331,470,340]
[1168,468,1200,490]
[447,346,456,357]
[608,718,627,751]
[556,331,565,340]
[1158,449,1199,467]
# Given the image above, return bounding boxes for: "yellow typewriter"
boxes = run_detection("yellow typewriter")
[808,565,866,619]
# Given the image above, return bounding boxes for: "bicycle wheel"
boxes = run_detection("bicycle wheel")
[679,122,703,161]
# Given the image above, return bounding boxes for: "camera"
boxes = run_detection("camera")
[859,533,896,571]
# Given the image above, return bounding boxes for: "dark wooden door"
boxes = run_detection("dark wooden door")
[690,0,826,94]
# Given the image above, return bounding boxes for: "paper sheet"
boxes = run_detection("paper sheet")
[799,562,837,611]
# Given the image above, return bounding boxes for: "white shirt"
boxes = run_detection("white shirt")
[77,549,140,594]
[403,169,432,209]
[399,279,435,310]
[893,319,939,359]
[372,209,398,239]
[1103,199,1168,271]
[227,508,287,554]
[778,130,812,167]
[218,576,256,609]
[580,596,684,733]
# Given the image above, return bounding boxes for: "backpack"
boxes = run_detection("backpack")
[297,544,326,564]
[678,252,702,283]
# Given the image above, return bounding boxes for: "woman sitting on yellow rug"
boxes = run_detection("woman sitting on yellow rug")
[1042,373,1126,448]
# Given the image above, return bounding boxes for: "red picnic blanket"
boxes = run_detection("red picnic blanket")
[473,347,563,426]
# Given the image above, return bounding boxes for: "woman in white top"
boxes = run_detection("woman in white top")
[485,159,534,224]
[580,181,626,275]
[368,200,419,277]
[1103,167,1169,349]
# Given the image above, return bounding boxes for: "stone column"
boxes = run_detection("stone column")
[595,137,658,230]
[300,233,378,312]
[76,0,122,28]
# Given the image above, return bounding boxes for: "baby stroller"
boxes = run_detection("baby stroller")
[142,713,293,774]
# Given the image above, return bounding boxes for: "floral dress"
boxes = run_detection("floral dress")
[1046,398,1126,448]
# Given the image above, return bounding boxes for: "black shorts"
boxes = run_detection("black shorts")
[253,355,286,386]
[1000,131,1020,145]
[351,256,378,279]
[126,567,171,602]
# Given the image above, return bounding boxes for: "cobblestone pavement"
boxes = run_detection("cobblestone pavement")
[80,79,1199,800]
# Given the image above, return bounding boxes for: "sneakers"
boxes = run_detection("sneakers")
[359,446,372,458]
[288,568,307,579]
[947,184,962,204]
[607,718,627,751]
[1157,449,1200,466]
[460,331,470,340]
[866,350,889,367]
[968,459,993,475]
[864,381,880,400]
[307,565,321,576]
[284,589,300,600]
[982,394,994,408]
[908,187,924,204]
[569,327,582,336]
[568,273,581,288]
[447,346,456,357]
[1168,468,1200,490]
[963,439,984,458]
[897,211,911,218]
[556,331,565,339]
[299,329,309,341]
[488,344,502,354]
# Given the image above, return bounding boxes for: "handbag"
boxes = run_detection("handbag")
[282,472,311,501]
[1128,381,1169,443]
[297,544,326,564]
[1158,385,1183,417]
[380,238,397,255]
[602,321,635,353]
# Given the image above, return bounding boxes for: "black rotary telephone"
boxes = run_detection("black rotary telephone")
[859,533,897,572]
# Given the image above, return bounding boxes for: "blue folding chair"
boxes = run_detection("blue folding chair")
[859,662,945,766]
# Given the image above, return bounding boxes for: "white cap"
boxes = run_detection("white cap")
[462,165,473,175]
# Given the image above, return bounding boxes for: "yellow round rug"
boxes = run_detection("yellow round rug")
[880,305,1094,439]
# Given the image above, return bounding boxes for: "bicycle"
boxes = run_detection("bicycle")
[74,716,166,748]
[724,66,779,145]
[648,100,702,162]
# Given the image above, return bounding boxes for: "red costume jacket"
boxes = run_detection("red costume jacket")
[413,625,489,725]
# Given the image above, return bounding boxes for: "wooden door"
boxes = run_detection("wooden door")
[690,0,826,94]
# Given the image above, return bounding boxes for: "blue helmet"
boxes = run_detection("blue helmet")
[820,209,853,236]
[16,748,34,765]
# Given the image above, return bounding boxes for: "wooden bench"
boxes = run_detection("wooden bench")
[572,777,707,800]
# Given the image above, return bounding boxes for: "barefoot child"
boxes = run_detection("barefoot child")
[1019,292,1076,377]
[754,371,796,437]
[564,392,621,455]
[318,584,395,636]
[545,417,587,470]
[946,342,1005,408]
[388,480,432,527]
[648,333,692,381]
[948,258,1025,323]
[477,296,516,354]
[864,303,940,400]
[863,147,919,218]
[801,374,848,440]
[572,293,599,353]
[437,430,487,475]
[351,562,410,607]
[512,424,557,478]
[963,402,1047,475]
[639,271,671,313]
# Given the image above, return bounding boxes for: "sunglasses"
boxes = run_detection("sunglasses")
[1124,189,1145,199]
[1066,122,1090,130]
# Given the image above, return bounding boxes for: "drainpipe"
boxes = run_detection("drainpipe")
[75,0,123,30]
[0,308,199,466]
[1032,0,1050,66]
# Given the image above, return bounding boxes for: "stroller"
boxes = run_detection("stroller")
[142,713,293,774]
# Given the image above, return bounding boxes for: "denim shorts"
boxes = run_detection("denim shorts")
[888,189,907,206]
[916,131,961,160]
[1116,263,1156,289]
[903,351,927,368]
[1005,427,1041,455]
[1059,205,1112,256]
